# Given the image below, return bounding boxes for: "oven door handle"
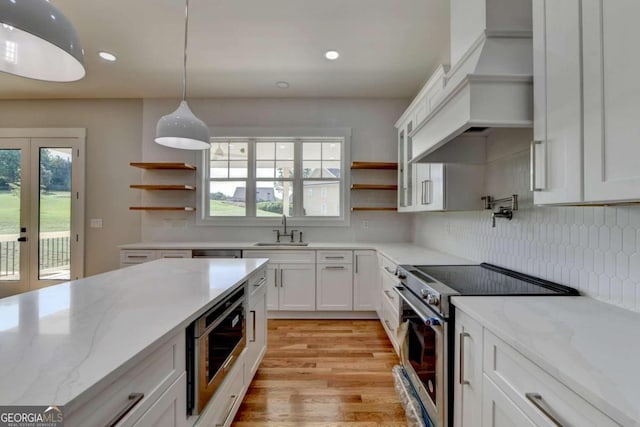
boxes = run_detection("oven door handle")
[393,286,442,327]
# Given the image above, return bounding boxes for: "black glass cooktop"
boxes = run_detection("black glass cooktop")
[411,263,579,296]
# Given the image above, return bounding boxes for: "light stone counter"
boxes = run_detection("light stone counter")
[452,296,640,426]
[119,241,473,266]
[0,258,268,407]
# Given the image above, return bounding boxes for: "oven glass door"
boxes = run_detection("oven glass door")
[396,287,447,427]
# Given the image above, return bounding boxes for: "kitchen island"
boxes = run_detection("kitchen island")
[0,258,268,426]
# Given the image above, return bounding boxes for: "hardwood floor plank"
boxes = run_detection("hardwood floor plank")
[229,319,408,427]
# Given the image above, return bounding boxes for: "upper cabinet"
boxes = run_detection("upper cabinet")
[533,0,640,205]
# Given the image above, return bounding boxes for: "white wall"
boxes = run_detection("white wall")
[413,129,640,312]
[0,100,143,275]
[139,98,413,243]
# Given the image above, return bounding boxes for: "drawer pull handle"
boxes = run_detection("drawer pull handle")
[222,354,235,371]
[254,277,266,288]
[525,393,563,427]
[105,392,144,427]
[325,266,346,270]
[459,332,470,385]
[126,255,148,259]
[383,266,396,275]
[384,319,393,330]
[384,290,395,302]
[325,256,345,259]
[250,310,256,342]
[216,393,241,427]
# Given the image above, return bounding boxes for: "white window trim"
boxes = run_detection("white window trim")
[196,127,351,227]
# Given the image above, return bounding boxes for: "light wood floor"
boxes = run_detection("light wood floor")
[232,319,408,427]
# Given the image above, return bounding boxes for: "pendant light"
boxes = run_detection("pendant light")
[155,0,210,150]
[0,0,85,81]
[214,142,224,158]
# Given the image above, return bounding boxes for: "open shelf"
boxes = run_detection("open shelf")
[351,184,398,191]
[130,185,196,191]
[350,161,398,170]
[130,162,197,170]
[129,207,196,211]
[351,207,398,212]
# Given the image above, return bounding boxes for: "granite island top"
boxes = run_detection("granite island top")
[0,258,268,407]
[119,241,473,266]
[452,296,640,426]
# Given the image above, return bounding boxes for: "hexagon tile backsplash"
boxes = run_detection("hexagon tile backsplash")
[414,205,640,311]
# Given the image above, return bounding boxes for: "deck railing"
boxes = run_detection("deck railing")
[0,233,70,278]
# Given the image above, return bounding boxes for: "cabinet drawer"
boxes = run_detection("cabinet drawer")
[377,253,398,277]
[248,267,267,298]
[157,250,192,259]
[243,250,315,264]
[65,330,185,427]
[380,270,401,313]
[484,330,619,427]
[316,250,353,264]
[381,296,400,354]
[132,373,187,427]
[120,250,158,265]
[197,351,245,427]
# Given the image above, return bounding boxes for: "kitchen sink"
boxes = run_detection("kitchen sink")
[253,242,309,246]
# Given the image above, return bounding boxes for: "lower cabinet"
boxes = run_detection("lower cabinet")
[133,373,188,427]
[454,307,621,427]
[377,253,401,354]
[353,250,378,311]
[246,269,268,379]
[316,251,353,311]
[120,250,192,268]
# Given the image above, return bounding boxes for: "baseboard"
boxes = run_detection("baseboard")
[267,311,379,319]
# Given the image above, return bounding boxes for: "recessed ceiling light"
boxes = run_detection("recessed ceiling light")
[324,50,340,61]
[275,81,290,89]
[98,51,117,62]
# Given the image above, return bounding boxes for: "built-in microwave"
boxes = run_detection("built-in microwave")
[186,284,246,416]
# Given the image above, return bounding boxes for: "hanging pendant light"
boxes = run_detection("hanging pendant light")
[214,142,224,158]
[155,0,210,150]
[0,0,85,81]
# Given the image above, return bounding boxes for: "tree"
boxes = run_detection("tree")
[0,150,20,191]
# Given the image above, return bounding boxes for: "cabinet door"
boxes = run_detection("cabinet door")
[316,264,353,310]
[246,286,267,379]
[532,0,583,204]
[132,374,188,427]
[265,264,278,311]
[482,375,536,427]
[583,0,640,202]
[353,250,377,311]
[425,163,445,211]
[279,263,316,311]
[454,310,483,427]
[413,163,430,211]
[398,121,415,211]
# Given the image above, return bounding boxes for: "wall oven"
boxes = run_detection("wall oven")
[186,284,246,416]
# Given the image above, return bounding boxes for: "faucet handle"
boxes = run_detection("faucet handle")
[290,229,299,243]
[272,229,281,242]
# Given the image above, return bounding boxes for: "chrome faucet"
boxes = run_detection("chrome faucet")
[273,214,301,242]
[282,214,287,235]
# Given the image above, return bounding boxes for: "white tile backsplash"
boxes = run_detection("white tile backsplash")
[413,145,640,312]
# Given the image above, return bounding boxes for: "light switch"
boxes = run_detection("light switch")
[90,218,103,228]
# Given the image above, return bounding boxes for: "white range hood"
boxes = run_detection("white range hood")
[410,0,533,163]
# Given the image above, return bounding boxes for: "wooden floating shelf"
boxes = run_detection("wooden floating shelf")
[350,161,398,170]
[130,185,196,191]
[130,162,197,170]
[351,184,398,191]
[129,207,196,211]
[351,207,398,212]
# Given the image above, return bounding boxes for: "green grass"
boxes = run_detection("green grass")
[0,191,70,234]
[209,200,282,217]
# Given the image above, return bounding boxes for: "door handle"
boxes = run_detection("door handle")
[17,237,27,242]
[459,332,471,385]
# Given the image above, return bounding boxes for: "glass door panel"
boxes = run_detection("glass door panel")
[0,140,29,297]
[38,148,72,281]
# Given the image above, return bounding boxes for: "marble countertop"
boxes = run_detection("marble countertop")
[0,258,268,407]
[452,296,640,426]
[119,241,473,266]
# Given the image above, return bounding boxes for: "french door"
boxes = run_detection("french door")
[0,130,85,298]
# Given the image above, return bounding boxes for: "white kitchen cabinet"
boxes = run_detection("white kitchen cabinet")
[316,250,353,311]
[353,250,377,311]
[132,373,187,427]
[582,0,640,202]
[413,163,484,212]
[246,268,267,380]
[533,0,640,205]
[157,250,192,259]
[482,375,536,427]
[377,253,401,355]
[454,310,483,427]
[244,250,316,311]
[120,250,159,267]
[531,0,583,205]
[398,119,416,212]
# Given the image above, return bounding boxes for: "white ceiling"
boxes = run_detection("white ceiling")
[0,0,450,99]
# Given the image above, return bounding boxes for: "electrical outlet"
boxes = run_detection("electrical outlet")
[90,218,103,228]
[362,220,369,229]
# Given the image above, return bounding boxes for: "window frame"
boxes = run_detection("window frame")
[196,127,351,227]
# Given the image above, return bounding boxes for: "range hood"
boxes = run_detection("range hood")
[410,0,533,163]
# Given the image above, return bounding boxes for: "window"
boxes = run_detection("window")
[200,132,350,226]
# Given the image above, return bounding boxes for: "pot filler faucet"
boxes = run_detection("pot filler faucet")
[273,214,302,242]
[482,194,519,228]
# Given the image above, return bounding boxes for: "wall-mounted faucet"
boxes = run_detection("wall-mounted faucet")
[482,194,518,228]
